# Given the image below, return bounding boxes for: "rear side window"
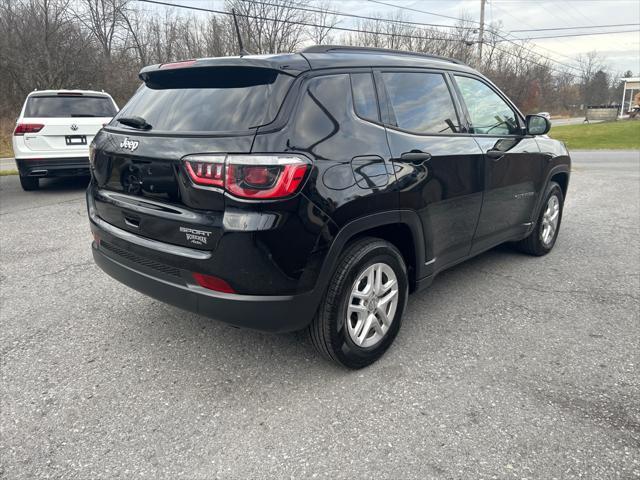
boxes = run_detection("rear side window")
[115,67,293,133]
[350,73,379,122]
[454,76,520,135]
[25,96,117,117]
[381,72,459,134]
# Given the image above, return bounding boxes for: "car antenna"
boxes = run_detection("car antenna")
[232,8,251,57]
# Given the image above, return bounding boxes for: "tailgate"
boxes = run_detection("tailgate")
[22,117,109,152]
[90,63,295,251]
[90,131,254,250]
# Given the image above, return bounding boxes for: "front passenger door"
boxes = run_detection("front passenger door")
[453,75,545,254]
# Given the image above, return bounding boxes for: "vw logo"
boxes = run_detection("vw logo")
[70,124,78,131]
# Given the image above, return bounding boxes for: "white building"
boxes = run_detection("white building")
[620,77,640,116]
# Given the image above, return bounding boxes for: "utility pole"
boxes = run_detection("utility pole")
[478,0,486,63]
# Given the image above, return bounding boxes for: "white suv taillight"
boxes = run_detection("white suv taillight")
[14,123,44,135]
[183,154,310,200]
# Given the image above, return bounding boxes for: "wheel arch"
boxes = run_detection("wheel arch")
[550,171,569,199]
[315,211,425,295]
[531,165,570,225]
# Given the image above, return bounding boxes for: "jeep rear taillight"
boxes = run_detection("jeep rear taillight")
[184,155,225,187]
[183,154,310,200]
[14,123,44,135]
[225,155,309,200]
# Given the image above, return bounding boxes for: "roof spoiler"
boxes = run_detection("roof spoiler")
[139,55,310,84]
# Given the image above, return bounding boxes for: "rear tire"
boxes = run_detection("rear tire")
[307,237,408,369]
[516,181,564,256]
[19,175,39,191]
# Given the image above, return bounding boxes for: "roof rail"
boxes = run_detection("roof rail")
[300,45,465,65]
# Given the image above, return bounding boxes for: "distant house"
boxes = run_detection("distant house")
[620,77,640,116]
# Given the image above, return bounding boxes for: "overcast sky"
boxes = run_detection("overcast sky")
[169,0,640,75]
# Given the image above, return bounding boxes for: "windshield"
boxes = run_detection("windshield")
[25,96,117,117]
[114,67,293,133]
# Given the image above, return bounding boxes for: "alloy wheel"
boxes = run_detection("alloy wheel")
[540,194,560,246]
[346,262,399,348]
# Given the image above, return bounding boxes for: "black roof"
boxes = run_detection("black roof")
[139,46,476,80]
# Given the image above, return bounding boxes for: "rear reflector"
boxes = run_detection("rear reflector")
[192,272,235,293]
[14,123,44,135]
[183,154,310,200]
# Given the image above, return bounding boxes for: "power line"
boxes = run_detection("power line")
[138,0,582,76]
[489,43,576,77]
[240,0,481,32]
[555,0,591,30]
[238,0,584,73]
[367,0,478,25]
[246,0,584,74]
[489,3,583,65]
[516,29,640,40]
[511,23,640,33]
[362,0,584,73]
[136,0,464,43]
[561,0,599,28]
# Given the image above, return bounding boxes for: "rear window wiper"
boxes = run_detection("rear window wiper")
[118,116,152,130]
[71,114,98,117]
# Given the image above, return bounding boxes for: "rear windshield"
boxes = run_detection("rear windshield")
[114,67,294,133]
[25,96,117,117]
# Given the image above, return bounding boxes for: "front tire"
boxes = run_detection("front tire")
[308,237,408,369]
[516,181,564,256]
[19,175,39,191]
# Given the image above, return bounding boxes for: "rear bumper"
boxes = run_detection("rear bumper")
[16,157,89,177]
[90,224,320,333]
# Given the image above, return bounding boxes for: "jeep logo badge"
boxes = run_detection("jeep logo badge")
[120,137,139,152]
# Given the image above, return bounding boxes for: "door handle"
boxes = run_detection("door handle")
[486,149,505,160]
[400,151,432,165]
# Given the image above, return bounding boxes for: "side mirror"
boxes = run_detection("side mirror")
[526,114,551,135]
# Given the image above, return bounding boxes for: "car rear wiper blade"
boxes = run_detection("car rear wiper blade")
[118,116,152,130]
[71,114,98,117]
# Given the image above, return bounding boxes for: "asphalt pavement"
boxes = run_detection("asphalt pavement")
[1,151,639,479]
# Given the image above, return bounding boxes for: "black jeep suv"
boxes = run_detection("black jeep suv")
[87,46,570,368]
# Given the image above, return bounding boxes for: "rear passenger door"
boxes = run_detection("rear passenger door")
[377,69,484,271]
[452,74,545,253]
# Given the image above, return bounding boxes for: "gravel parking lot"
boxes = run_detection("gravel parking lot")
[1,151,638,479]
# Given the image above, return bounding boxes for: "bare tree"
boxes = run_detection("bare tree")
[576,51,607,106]
[199,15,237,57]
[226,0,310,54]
[307,0,338,45]
[72,0,129,59]
[0,0,98,116]
[0,0,618,120]
[120,4,150,66]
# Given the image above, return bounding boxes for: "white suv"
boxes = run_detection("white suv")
[13,90,118,190]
